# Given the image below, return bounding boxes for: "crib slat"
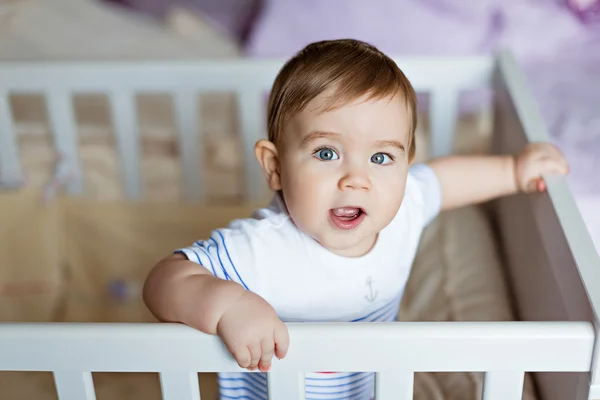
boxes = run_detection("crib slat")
[109,90,142,199]
[159,372,201,400]
[267,370,305,400]
[428,88,459,158]
[53,371,96,400]
[174,90,203,203]
[46,90,83,195]
[237,90,267,203]
[482,371,524,400]
[375,371,413,399]
[0,90,22,186]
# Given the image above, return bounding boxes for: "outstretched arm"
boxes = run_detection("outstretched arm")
[427,143,569,211]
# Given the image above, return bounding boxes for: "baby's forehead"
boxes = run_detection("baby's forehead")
[292,92,410,139]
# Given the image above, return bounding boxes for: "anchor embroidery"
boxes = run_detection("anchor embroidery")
[365,276,378,302]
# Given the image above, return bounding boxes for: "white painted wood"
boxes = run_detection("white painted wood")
[267,370,305,400]
[0,321,593,373]
[375,371,413,400]
[0,90,22,186]
[495,50,600,392]
[173,90,203,202]
[53,371,96,400]
[237,89,268,202]
[0,57,492,94]
[109,90,142,199]
[428,88,459,157]
[159,372,201,400]
[46,89,83,194]
[482,371,524,400]
[588,383,600,399]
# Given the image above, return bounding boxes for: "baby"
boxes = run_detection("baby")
[143,39,568,400]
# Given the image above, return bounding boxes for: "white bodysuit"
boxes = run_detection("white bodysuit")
[177,163,441,400]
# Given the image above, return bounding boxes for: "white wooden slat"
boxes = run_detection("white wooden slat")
[46,89,83,195]
[109,90,142,199]
[0,321,593,373]
[0,57,492,94]
[375,371,413,399]
[53,371,96,400]
[267,370,305,400]
[0,90,22,187]
[428,88,459,158]
[159,372,201,400]
[173,90,203,202]
[482,371,524,400]
[237,90,268,203]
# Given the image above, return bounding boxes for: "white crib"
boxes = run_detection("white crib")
[0,51,599,400]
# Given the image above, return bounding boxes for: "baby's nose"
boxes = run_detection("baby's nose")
[338,170,371,191]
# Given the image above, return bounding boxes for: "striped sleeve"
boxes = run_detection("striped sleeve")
[176,227,258,292]
[409,163,442,226]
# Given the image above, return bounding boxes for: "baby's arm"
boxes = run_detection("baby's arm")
[427,143,569,211]
[143,253,289,372]
[143,253,246,334]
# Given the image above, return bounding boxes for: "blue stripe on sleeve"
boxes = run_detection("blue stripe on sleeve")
[210,234,249,290]
[196,245,217,276]
[208,239,233,282]
[217,231,249,290]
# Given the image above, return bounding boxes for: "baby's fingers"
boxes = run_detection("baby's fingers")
[540,157,569,175]
[274,323,290,360]
[232,346,252,370]
[247,342,262,371]
[258,337,275,372]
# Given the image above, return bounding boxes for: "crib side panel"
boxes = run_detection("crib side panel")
[0,57,491,202]
[490,52,600,400]
[0,321,594,400]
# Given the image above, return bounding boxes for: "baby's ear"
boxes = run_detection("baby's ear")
[254,139,282,190]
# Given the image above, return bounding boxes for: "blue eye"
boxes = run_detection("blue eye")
[371,153,392,165]
[314,147,339,161]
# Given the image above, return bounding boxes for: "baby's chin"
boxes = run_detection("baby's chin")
[316,232,379,258]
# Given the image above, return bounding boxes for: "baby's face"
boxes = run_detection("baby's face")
[279,91,411,257]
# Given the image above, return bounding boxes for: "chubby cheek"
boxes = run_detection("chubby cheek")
[372,168,408,218]
[281,159,336,231]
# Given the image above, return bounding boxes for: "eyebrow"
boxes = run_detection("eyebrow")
[299,131,342,148]
[375,140,405,152]
[299,131,406,152]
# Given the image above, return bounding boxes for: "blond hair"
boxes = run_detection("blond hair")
[267,39,417,160]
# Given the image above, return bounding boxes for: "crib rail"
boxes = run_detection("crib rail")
[0,321,594,400]
[0,56,492,202]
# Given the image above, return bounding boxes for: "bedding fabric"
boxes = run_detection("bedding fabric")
[245,0,591,61]
[0,192,537,400]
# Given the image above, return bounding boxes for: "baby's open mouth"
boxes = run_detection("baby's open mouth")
[329,207,366,230]
[331,207,365,220]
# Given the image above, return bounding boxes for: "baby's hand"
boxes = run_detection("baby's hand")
[216,290,289,372]
[514,143,569,193]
